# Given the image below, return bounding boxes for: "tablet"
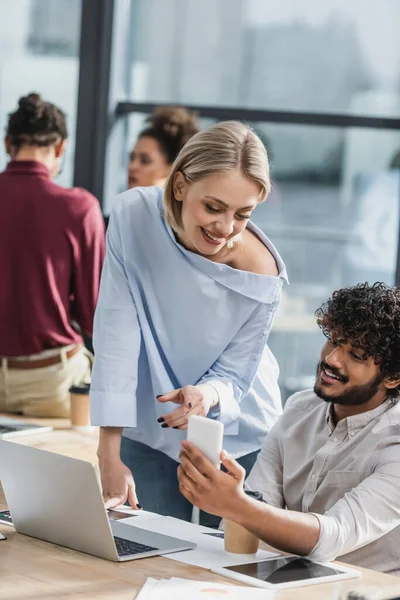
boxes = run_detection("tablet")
[212,556,361,590]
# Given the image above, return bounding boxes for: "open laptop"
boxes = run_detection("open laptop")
[0,416,53,439]
[0,440,196,561]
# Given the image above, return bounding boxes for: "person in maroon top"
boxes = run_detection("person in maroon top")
[0,93,105,417]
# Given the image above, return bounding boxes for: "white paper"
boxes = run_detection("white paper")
[136,577,275,599]
[135,578,162,600]
[122,513,278,569]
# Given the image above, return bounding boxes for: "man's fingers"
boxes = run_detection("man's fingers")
[179,480,195,505]
[181,440,215,477]
[179,450,207,487]
[220,450,245,482]
[177,465,197,501]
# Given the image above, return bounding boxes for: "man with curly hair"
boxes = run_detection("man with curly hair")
[178,283,400,575]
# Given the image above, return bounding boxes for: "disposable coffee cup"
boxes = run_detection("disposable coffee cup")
[69,383,93,431]
[224,491,263,554]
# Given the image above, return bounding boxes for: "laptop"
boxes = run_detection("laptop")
[0,440,196,561]
[0,416,53,439]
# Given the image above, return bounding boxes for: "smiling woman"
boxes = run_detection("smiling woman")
[127,107,199,189]
[91,120,287,526]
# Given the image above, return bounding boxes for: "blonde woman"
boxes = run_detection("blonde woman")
[91,121,288,525]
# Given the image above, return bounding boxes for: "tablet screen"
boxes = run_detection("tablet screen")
[225,557,343,585]
[107,509,137,521]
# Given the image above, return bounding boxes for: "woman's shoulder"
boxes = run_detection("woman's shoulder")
[112,186,163,221]
[232,228,279,276]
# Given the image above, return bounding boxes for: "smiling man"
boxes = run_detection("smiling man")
[178,283,400,575]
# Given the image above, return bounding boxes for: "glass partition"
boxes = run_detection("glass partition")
[0,0,81,186]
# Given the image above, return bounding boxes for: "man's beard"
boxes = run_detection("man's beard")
[314,360,384,406]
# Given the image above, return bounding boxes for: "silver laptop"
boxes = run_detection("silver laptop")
[0,416,53,439]
[0,440,196,561]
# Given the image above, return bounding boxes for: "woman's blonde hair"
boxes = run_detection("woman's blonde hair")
[164,120,270,233]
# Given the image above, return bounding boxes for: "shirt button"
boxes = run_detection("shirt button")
[350,431,355,437]
[333,436,339,442]
[311,473,317,480]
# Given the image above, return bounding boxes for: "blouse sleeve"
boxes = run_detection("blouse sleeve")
[197,301,279,434]
[90,201,141,427]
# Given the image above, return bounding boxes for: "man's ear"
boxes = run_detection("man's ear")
[173,171,187,202]
[384,378,400,394]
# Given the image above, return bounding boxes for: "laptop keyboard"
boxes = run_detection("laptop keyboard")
[0,510,13,524]
[0,427,15,435]
[113,535,158,557]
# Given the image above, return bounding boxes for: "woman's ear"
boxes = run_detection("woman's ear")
[55,138,67,158]
[173,171,187,202]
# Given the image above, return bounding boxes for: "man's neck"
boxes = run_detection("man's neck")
[332,392,388,424]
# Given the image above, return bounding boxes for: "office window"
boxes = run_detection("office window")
[0,1,82,186]
[251,122,400,399]
[129,0,400,118]
[121,0,400,401]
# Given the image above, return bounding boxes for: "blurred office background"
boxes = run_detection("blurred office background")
[1,0,400,401]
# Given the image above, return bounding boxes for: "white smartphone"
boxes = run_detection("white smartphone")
[187,415,224,467]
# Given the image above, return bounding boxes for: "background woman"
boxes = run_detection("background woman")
[91,121,287,526]
[127,106,199,189]
[0,93,104,417]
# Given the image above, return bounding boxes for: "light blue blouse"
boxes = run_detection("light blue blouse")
[90,187,288,461]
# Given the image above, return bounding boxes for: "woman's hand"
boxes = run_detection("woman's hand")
[98,456,141,510]
[157,384,219,430]
[177,440,246,519]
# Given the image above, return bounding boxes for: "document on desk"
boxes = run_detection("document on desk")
[119,510,278,569]
[136,577,275,599]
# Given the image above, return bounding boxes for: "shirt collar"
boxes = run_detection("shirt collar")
[5,160,50,178]
[159,196,288,304]
[325,398,393,434]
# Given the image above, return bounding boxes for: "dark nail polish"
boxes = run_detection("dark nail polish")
[157,417,164,423]
[188,402,192,408]
[156,395,162,399]
[173,426,179,429]
[161,423,169,428]
[136,503,142,509]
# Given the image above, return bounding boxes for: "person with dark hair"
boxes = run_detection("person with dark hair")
[127,106,199,189]
[0,93,105,417]
[178,283,400,575]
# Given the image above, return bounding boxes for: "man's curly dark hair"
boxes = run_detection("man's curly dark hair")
[315,283,400,398]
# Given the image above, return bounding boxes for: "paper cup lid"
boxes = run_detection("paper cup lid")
[69,383,90,395]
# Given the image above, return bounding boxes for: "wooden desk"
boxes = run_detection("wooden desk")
[1,417,399,600]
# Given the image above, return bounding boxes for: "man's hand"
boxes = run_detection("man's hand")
[177,440,246,518]
[157,384,219,430]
